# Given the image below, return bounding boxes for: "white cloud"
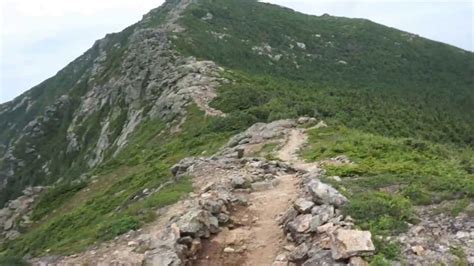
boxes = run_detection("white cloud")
[0,0,472,103]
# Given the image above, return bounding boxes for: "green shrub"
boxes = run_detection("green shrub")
[402,183,433,205]
[97,216,139,241]
[369,254,391,266]
[373,237,401,260]
[0,256,28,266]
[344,192,413,234]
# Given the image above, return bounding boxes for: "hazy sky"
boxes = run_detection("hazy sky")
[0,0,473,103]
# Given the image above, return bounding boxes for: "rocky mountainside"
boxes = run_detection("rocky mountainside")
[0,0,473,264]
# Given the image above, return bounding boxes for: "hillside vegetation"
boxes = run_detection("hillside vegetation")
[0,0,473,262]
[174,0,474,146]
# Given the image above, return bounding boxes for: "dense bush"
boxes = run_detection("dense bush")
[344,192,413,234]
[174,0,473,148]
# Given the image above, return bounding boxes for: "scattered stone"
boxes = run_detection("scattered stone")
[251,179,279,191]
[315,120,328,129]
[296,42,306,49]
[411,245,425,256]
[327,176,341,182]
[224,247,236,253]
[127,241,138,247]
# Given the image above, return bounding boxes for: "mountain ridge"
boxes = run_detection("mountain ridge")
[0,0,473,264]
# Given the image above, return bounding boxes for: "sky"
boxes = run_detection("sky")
[0,0,472,103]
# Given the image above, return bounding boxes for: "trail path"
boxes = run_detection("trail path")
[278,128,321,173]
[232,128,312,265]
[242,173,297,265]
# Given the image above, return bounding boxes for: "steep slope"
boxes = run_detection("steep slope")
[0,0,225,207]
[0,0,473,263]
[175,0,474,145]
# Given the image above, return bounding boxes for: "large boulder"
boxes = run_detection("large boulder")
[294,198,315,214]
[176,209,216,238]
[287,214,312,233]
[171,158,197,176]
[231,175,248,189]
[309,205,335,231]
[330,229,375,260]
[288,242,310,262]
[307,180,348,207]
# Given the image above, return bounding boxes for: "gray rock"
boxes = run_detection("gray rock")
[307,180,348,207]
[302,249,339,266]
[4,218,14,230]
[251,180,273,191]
[5,230,20,240]
[176,209,214,238]
[310,205,335,231]
[294,198,315,214]
[217,213,230,224]
[171,158,196,176]
[231,175,248,189]
[144,248,183,266]
[287,214,312,233]
[278,207,298,226]
[200,199,223,215]
[288,242,310,262]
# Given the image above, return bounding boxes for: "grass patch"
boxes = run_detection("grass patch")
[31,181,87,221]
[450,246,468,266]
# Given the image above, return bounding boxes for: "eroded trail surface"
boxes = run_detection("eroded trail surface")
[242,174,298,263]
[241,128,309,265]
[197,126,317,265]
[33,119,368,266]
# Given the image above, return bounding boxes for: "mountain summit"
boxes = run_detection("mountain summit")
[1,0,473,264]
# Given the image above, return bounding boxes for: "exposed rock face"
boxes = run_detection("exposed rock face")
[0,186,46,242]
[398,202,474,265]
[0,0,226,208]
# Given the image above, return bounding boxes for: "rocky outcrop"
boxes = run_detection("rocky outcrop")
[0,0,226,207]
[397,202,474,265]
[0,186,46,242]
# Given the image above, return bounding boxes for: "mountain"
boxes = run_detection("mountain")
[0,0,473,264]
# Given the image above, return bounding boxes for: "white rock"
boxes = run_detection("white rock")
[330,229,375,260]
